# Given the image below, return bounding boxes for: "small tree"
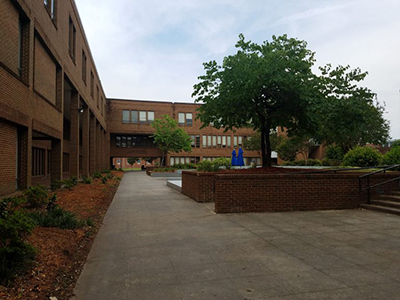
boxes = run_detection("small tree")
[243,130,282,154]
[151,115,192,166]
[127,157,139,168]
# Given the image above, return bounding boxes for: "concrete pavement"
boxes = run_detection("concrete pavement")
[73,172,400,299]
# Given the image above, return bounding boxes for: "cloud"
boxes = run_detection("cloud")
[75,0,400,138]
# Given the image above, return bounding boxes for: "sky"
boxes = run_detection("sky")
[75,0,400,139]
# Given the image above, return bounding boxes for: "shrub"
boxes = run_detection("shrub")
[196,160,214,172]
[101,176,108,184]
[306,159,322,166]
[101,169,111,174]
[63,176,78,190]
[93,171,102,179]
[341,146,382,167]
[213,157,231,170]
[23,185,48,208]
[282,161,295,166]
[325,145,344,161]
[382,147,400,166]
[115,176,121,181]
[152,167,176,172]
[29,206,84,230]
[50,180,63,191]
[46,194,58,211]
[0,202,36,284]
[82,176,92,184]
[106,173,114,180]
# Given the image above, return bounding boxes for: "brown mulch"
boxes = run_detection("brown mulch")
[0,171,124,300]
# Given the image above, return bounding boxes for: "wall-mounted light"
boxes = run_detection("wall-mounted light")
[78,107,84,114]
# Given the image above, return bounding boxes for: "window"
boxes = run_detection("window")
[186,113,193,126]
[234,136,238,147]
[196,135,200,148]
[212,136,217,147]
[121,136,127,147]
[227,136,231,148]
[148,111,154,124]
[90,71,94,97]
[190,135,195,147]
[96,86,99,108]
[131,110,138,124]
[47,150,51,175]
[63,153,69,173]
[32,148,45,176]
[178,113,185,126]
[222,136,227,147]
[217,136,222,147]
[238,136,243,146]
[44,0,56,20]
[127,136,132,148]
[82,50,87,84]
[68,17,76,61]
[207,135,212,148]
[116,136,121,147]
[122,110,130,123]
[101,97,104,116]
[139,111,146,124]
[202,135,207,148]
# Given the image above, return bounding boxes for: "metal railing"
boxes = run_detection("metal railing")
[358,164,400,204]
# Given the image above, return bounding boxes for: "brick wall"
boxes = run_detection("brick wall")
[182,171,216,202]
[0,119,17,195]
[0,0,19,75]
[213,173,400,213]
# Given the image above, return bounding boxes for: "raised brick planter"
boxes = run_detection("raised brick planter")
[182,171,217,203]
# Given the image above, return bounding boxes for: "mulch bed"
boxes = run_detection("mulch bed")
[0,171,123,300]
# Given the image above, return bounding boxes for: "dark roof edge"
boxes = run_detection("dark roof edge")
[107,98,202,105]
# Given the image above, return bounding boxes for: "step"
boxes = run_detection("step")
[371,200,400,209]
[376,194,400,203]
[390,190,400,196]
[360,204,400,216]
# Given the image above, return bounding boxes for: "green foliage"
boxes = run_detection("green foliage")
[390,140,400,149]
[170,162,197,169]
[115,176,121,181]
[82,176,92,184]
[101,176,108,184]
[315,65,389,153]
[151,115,192,166]
[0,203,36,284]
[23,185,48,208]
[50,180,62,191]
[196,158,231,172]
[196,160,214,172]
[152,167,176,172]
[101,169,111,174]
[93,171,102,179]
[106,173,114,180]
[28,206,84,230]
[321,158,341,166]
[63,176,78,190]
[46,194,58,211]
[382,147,400,166]
[325,145,344,161]
[243,131,282,152]
[213,157,231,170]
[305,159,322,166]
[127,157,139,166]
[193,34,317,167]
[341,146,382,167]
[276,139,299,162]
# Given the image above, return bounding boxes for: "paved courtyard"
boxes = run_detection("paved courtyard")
[73,172,400,299]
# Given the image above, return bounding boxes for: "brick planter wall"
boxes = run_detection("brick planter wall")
[182,171,217,203]
[213,173,400,213]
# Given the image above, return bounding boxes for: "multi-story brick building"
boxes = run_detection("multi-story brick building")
[0,0,262,197]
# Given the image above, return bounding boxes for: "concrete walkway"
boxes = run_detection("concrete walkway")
[73,172,400,300]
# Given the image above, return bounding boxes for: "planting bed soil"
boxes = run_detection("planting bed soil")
[0,171,123,300]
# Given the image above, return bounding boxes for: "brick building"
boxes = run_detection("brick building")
[0,0,262,197]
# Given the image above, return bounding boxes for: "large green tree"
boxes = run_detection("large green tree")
[314,64,390,153]
[151,115,192,166]
[192,34,318,167]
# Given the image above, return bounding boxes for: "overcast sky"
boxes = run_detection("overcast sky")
[75,0,400,139]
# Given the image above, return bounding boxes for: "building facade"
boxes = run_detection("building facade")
[0,0,262,197]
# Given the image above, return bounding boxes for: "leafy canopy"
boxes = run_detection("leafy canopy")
[151,115,191,164]
[192,34,318,167]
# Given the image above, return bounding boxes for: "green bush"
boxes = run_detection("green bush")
[28,206,84,230]
[0,202,36,284]
[101,176,108,184]
[171,162,197,169]
[282,161,295,166]
[306,159,322,166]
[213,157,231,170]
[50,180,62,191]
[101,169,111,174]
[23,185,48,208]
[325,145,344,161]
[152,167,176,172]
[106,173,114,180]
[115,176,121,181]
[341,146,382,167]
[382,147,400,166]
[93,171,102,179]
[196,160,214,172]
[63,176,78,190]
[82,176,92,184]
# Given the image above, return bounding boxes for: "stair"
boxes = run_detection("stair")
[360,191,400,216]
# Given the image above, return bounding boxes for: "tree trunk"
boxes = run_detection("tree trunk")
[260,118,272,167]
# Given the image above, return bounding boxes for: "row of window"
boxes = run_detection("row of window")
[202,135,246,148]
[122,110,155,124]
[170,157,200,165]
[178,113,193,126]
[115,135,156,148]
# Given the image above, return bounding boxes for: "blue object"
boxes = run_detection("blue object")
[231,149,237,166]
[237,147,245,166]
